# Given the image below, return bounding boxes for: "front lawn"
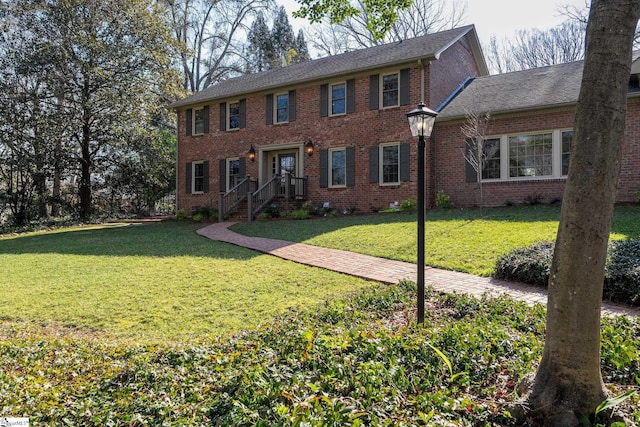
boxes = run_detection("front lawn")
[231,205,640,276]
[0,221,376,343]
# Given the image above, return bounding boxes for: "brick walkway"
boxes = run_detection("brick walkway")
[197,222,639,318]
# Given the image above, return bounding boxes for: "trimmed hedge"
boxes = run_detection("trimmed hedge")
[494,239,640,306]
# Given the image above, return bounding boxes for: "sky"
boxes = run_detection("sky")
[281,0,590,49]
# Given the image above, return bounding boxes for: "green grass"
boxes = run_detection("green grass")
[232,205,640,276]
[0,221,376,343]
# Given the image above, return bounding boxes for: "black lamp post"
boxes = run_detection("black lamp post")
[406,102,438,324]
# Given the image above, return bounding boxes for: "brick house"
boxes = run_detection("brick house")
[170,25,640,217]
[170,25,488,218]
[435,50,640,208]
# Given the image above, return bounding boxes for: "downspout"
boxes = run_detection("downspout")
[418,58,425,102]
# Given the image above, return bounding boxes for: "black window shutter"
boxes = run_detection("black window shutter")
[369,145,379,183]
[186,162,192,193]
[369,74,379,110]
[346,146,355,187]
[219,102,226,131]
[319,149,328,188]
[465,139,477,183]
[346,79,355,113]
[203,105,210,133]
[219,159,226,192]
[239,99,246,128]
[400,143,410,182]
[288,90,296,122]
[265,94,273,125]
[400,68,410,106]
[203,161,210,192]
[186,109,193,136]
[319,84,328,117]
[239,157,246,178]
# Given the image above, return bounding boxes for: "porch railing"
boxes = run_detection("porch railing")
[218,177,253,222]
[248,175,280,222]
[281,174,308,200]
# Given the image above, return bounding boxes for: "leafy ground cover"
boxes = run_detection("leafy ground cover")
[0,221,375,342]
[231,205,640,277]
[1,282,638,426]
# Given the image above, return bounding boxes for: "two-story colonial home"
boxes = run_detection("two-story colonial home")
[170,25,640,219]
[170,25,488,219]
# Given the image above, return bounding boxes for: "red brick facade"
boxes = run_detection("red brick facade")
[176,38,483,215]
[432,98,640,208]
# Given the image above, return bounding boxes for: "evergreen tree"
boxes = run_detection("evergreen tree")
[270,6,296,68]
[247,12,274,73]
[293,30,311,63]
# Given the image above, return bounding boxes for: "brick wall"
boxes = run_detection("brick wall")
[432,97,640,208]
[176,40,481,215]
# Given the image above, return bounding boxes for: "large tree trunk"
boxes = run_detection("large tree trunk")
[525,1,640,425]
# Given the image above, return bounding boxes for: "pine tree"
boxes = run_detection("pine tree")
[270,6,295,68]
[247,12,273,73]
[293,30,311,63]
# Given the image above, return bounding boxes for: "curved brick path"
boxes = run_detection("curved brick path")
[197,222,639,318]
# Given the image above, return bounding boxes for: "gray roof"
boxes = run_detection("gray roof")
[438,50,640,120]
[170,25,485,109]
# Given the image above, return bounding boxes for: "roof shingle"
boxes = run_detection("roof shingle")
[170,25,480,109]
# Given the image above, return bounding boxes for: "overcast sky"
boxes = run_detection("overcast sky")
[281,0,590,49]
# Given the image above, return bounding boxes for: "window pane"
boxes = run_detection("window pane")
[382,74,398,107]
[229,102,240,129]
[331,149,346,186]
[382,145,399,183]
[562,130,573,175]
[276,94,289,123]
[194,108,205,134]
[508,133,553,177]
[331,83,346,115]
[482,138,501,180]
[228,159,240,188]
[193,162,204,192]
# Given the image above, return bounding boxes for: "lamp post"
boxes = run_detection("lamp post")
[406,102,438,324]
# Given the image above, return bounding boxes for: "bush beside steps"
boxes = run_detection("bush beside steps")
[494,239,640,306]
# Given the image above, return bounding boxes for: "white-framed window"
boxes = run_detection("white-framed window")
[561,130,573,175]
[192,161,205,193]
[275,93,289,123]
[228,101,240,130]
[380,142,400,185]
[381,72,399,108]
[330,82,346,116]
[227,158,241,191]
[193,107,205,135]
[329,148,346,187]
[482,138,501,180]
[479,129,573,181]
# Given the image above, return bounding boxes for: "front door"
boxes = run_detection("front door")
[268,151,298,196]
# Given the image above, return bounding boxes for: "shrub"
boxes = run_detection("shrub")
[191,213,204,222]
[264,203,280,218]
[436,190,451,209]
[301,201,317,215]
[494,239,640,306]
[606,239,640,305]
[524,193,544,205]
[400,198,416,211]
[291,209,310,220]
[175,209,187,220]
[493,241,554,287]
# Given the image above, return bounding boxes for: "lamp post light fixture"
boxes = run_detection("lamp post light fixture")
[406,102,438,324]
